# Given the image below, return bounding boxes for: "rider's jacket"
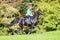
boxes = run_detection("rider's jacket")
[26,9,33,16]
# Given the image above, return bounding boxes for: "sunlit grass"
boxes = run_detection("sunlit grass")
[0,30,60,40]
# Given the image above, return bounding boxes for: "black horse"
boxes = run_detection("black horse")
[5,9,44,34]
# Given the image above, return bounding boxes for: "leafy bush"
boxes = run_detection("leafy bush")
[36,1,60,31]
[0,3,22,35]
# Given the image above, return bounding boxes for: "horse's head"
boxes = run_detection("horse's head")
[37,9,44,15]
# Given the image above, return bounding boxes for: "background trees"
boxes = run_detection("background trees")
[0,0,60,35]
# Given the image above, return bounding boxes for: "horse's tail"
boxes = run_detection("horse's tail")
[5,18,20,27]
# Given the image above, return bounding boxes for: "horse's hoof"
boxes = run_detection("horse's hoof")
[23,32,26,34]
[28,32,31,34]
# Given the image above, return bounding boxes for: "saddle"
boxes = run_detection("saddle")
[25,16,32,24]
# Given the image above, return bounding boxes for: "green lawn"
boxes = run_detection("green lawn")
[0,30,60,40]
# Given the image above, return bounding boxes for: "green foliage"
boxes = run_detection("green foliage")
[36,1,60,31]
[0,3,20,35]
[17,2,28,16]
[0,3,20,23]
[0,0,60,35]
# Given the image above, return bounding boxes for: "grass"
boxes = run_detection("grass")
[0,30,60,40]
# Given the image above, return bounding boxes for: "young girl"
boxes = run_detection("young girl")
[26,3,33,17]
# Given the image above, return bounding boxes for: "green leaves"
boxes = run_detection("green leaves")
[35,1,60,31]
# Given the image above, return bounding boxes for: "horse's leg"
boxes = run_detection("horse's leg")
[36,25,43,33]
[14,29,19,34]
[19,24,25,34]
[28,24,34,34]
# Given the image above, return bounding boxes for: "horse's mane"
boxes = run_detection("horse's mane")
[33,9,42,19]
[32,11,38,19]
